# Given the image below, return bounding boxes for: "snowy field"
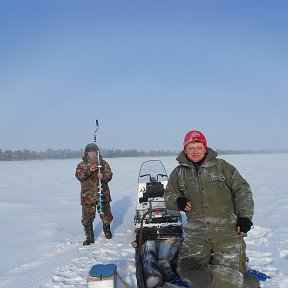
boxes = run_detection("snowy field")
[0,154,288,288]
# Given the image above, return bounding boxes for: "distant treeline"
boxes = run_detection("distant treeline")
[0,148,178,161]
[0,148,287,161]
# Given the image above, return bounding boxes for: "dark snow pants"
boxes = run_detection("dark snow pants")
[81,203,113,226]
[178,235,247,288]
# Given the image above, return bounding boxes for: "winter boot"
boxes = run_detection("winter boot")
[103,223,112,239]
[83,224,95,245]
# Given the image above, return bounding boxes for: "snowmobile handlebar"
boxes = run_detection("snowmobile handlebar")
[140,173,167,182]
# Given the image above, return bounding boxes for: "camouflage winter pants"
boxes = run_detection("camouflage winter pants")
[178,235,247,288]
[81,203,113,226]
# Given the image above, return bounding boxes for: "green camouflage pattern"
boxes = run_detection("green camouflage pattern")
[75,157,113,205]
[81,203,113,225]
[75,154,113,225]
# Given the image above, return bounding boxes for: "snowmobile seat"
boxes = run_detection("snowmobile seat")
[139,225,183,241]
[146,182,164,198]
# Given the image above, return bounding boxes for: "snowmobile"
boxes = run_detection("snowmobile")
[134,160,183,242]
[133,160,190,288]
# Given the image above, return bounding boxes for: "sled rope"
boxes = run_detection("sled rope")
[116,271,129,288]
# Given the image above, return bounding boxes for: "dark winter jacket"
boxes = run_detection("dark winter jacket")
[75,154,113,205]
[164,148,254,240]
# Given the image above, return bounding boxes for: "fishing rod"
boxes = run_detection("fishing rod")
[94,120,103,215]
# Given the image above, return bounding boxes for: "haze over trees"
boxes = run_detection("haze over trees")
[0,148,287,161]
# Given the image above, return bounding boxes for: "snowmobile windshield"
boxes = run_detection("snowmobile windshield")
[138,160,168,184]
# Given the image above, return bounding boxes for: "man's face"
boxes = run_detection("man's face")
[87,150,97,162]
[184,142,206,163]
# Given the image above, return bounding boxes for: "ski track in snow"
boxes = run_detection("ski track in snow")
[0,227,286,288]
[0,232,137,288]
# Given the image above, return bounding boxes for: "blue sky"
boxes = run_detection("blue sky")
[0,0,287,152]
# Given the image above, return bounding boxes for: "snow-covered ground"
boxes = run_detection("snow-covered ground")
[0,154,288,288]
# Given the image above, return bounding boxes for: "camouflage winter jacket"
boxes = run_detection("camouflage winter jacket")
[164,148,254,240]
[75,155,113,205]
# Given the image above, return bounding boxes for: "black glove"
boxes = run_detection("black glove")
[236,217,253,233]
[176,197,189,211]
